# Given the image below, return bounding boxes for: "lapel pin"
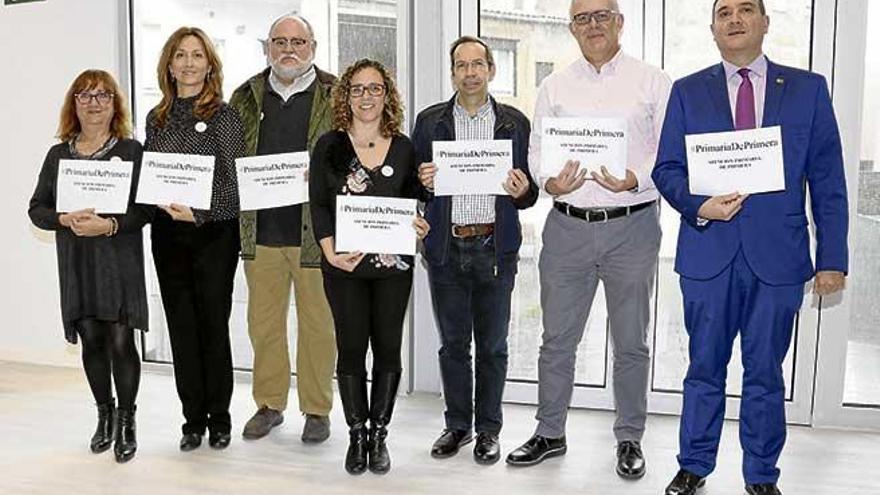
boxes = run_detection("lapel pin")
[776,77,784,85]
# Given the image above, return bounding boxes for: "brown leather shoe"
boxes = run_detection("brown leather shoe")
[301,414,331,443]
[242,407,283,439]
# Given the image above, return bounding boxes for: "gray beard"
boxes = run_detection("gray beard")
[270,61,312,83]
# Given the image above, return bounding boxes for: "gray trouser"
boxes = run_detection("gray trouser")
[535,204,661,441]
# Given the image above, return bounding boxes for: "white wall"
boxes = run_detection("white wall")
[0,0,122,366]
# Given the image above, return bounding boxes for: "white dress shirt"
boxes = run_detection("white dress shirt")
[722,53,768,128]
[529,49,671,208]
[269,65,316,102]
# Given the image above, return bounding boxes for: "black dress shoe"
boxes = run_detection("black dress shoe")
[505,434,567,466]
[179,433,203,452]
[746,483,781,495]
[430,429,473,459]
[665,469,706,495]
[473,432,501,465]
[615,440,645,480]
[209,431,231,450]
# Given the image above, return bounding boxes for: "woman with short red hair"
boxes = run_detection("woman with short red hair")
[28,69,151,463]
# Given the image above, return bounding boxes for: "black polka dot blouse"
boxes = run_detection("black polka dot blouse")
[143,96,245,225]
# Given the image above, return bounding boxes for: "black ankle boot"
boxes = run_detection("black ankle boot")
[114,406,137,463]
[338,373,369,475]
[368,422,390,474]
[90,399,115,453]
[346,424,369,475]
[368,371,401,474]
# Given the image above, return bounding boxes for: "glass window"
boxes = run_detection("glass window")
[485,37,517,96]
[131,0,400,367]
[843,0,880,407]
[653,0,814,396]
[663,0,812,79]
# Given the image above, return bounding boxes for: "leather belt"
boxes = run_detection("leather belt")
[451,223,494,238]
[553,200,655,223]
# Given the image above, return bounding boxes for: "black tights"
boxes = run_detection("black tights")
[323,272,413,376]
[77,319,141,409]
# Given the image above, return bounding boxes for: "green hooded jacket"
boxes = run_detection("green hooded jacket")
[229,67,336,266]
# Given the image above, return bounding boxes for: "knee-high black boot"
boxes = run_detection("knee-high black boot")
[114,406,137,463]
[368,371,401,474]
[90,399,115,453]
[337,373,369,475]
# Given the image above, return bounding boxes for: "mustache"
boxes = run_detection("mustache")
[273,54,305,64]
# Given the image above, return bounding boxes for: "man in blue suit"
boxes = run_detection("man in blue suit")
[652,1,848,494]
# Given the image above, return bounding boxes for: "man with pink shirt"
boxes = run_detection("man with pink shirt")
[505,0,671,480]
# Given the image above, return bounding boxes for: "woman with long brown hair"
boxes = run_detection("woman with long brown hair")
[310,58,429,475]
[28,69,151,463]
[144,26,245,452]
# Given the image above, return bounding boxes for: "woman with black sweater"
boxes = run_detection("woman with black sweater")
[310,58,429,475]
[28,70,151,463]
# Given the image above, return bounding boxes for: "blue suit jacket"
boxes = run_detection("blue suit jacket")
[652,60,848,284]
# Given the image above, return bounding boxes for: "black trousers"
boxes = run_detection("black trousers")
[152,217,239,435]
[322,271,413,377]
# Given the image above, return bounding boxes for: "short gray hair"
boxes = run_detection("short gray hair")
[569,0,620,16]
[268,12,315,40]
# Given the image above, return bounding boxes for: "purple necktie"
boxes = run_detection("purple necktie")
[735,68,756,130]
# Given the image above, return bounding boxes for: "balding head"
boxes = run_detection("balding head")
[570,0,619,17]
[268,13,314,40]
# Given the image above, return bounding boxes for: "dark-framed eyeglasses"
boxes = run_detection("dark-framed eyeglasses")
[349,83,386,98]
[269,37,313,49]
[74,91,115,105]
[571,9,618,26]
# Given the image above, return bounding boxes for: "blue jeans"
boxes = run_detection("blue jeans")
[427,235,516,435]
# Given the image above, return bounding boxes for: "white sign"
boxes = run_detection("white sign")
[136,152,215,209]
[56,159,133,214]
[236,152,309,211]
[433,140,512,196]
[540,117,628,178]
[335,195,418,256]
[686,126,785,196]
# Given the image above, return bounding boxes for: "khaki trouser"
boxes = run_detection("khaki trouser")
[244,245,335,414]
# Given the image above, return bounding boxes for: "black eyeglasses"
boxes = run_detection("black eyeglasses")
[269,37,313,49]
[349,83,386,98]
[74,91,115,105]
[571,9,618,26]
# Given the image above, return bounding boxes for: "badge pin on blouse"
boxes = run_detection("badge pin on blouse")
[381,165,394,177]
[195,122,208,133]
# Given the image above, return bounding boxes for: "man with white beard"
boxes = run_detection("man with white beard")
[230,13,337,444]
